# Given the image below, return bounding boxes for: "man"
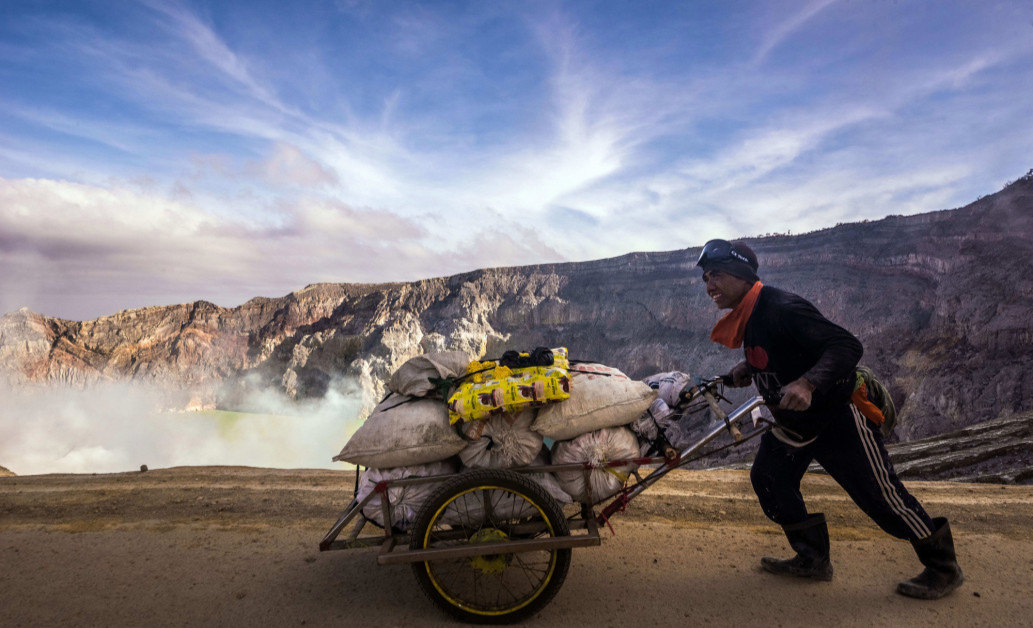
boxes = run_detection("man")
[697,238,963,599]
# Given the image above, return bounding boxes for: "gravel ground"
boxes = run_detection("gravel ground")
[2,466,1032,626]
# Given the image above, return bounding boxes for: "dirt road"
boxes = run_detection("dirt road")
[2,467,1032,626]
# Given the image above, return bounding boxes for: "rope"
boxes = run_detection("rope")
[378,392,422,412]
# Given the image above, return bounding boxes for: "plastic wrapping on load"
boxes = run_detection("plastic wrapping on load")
[552,426,640,503]
[357,460,457,530]
[388,351,472,397]
[447,348,571,423]
[532,363,657,441]
[631,396,676,455]
[459,410,543,469]
[632,372,706,454]
[631,396,701,454]
[463,347,571,384]
[644,371,694,407]
[333,393,465,468]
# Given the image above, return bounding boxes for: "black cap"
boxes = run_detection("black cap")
[697,239,759,282]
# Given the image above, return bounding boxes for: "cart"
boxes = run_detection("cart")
[319,378,771,624]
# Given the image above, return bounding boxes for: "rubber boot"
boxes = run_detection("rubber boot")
[897,517,964,599]
[761,513,833,581]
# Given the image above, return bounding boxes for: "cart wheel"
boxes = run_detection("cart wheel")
[409,468,571,624]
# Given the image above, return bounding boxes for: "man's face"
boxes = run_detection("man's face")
[702,270,753,309]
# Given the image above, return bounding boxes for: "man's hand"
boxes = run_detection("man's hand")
[778,378,815,411]
[727,361,752,388]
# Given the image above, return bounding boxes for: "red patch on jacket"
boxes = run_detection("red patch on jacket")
[745,346,769,370]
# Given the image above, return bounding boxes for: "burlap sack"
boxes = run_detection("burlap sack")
[459,410,543,469]
[532,364,657,441]
[387,351,472,397]
[333,394,464,468]
[357,460,456,530]
[552,426,640,502]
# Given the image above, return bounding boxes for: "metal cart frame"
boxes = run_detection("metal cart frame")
[319,382,769,623]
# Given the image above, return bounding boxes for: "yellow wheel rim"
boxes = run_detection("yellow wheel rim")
[420,485,558,617]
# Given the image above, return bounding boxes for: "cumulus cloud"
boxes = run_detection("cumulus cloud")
[2,1,1032,317]
[247,143,339,187]
[0,176,566,318]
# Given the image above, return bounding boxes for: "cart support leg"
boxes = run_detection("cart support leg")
[319,490,378,551]
[378,482,393,539]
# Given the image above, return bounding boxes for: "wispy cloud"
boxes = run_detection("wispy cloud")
[753,0,840,65]
[1,1,1031,317]
[142,0,294,115]
[245,143,339,188]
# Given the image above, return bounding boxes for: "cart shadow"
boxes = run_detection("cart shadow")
[277,547,457,625]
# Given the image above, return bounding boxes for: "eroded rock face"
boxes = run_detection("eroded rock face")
[2,175,1033,441]
[889,412,1033,484]
[0,465,14,477]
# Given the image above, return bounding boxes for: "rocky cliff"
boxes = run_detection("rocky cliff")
[3,174,1033,445]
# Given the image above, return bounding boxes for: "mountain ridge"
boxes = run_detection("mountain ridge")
[3,173,1033,448]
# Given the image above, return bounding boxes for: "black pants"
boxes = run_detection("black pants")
[750,403,935,541]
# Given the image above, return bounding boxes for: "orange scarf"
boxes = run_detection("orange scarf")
[710,282,763,349]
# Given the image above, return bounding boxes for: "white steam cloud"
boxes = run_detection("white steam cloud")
[0,380,365,475]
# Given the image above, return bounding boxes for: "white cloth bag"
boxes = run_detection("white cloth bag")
[459,410,543,469]
[532,364,657,441]
[334,394,465,468]
[552,426,640,502]
[357,460,457,530]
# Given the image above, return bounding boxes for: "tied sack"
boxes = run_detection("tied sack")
[646,371,694,407]
[532,363,657,441]
[388,351,472,398]
[552,426,640,502]
[526,448,572,506]
[333,394,465,468]
[447,347,571,423]
[357,461,456,530]
[459,410,543,469]
[631,371,696,454]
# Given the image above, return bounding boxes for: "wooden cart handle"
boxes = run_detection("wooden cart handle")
[702,388,743,442]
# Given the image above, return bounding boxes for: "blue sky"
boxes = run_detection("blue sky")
[2,0,1031,320]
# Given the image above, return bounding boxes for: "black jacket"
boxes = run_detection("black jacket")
[744,286,863,440]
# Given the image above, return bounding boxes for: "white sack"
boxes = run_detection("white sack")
[440,472,564,527]
[526,449,572,506]
[333,394,465,468]
[532,364,657,441]
[442,449,571,527]
[459,410,542,469]
[553,427,640,502]
[633,372,710,453]
[440,487,536,526]
[643,371,693,407]
[388,351,472,397]
[357,461,456,530]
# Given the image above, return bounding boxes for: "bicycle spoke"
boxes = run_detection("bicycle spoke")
[417,476,568,617]
[513,552,550,589]
[480,489,489,525]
